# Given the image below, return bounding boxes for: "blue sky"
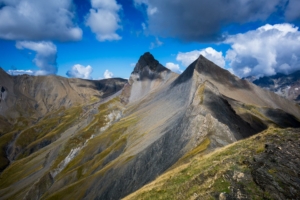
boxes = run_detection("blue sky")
[0,0,300,79]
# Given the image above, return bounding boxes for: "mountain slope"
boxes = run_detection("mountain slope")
[0,53,300,200]
[0,71,127,171]
[124,127,300,200]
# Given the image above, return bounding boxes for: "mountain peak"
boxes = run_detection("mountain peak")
[132,52,169,74]
[173,54,244,88]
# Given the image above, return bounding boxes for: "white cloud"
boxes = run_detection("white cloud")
[86,0,122,41]
[0,0,82,41]
[103,69,113,79]
[66,64,93,79]
[7,69,34,76]
[16,41,57,75]
[176,50,200,67]
[225,23,300,77]
[165,62,182,73]
[141,23,147,30]
[150,37,163,49]
[176,47,225,68]
[199,47,225,68]
[130,63,136,67]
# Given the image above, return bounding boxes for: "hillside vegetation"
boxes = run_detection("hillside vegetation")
[124,127,300,200]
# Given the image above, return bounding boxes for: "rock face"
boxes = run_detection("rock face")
[121,52,176,104]
[251,141,300,199]
[0,53,300,200]
[249,70,300,103]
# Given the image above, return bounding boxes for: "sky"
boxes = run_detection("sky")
[0,0,300,80]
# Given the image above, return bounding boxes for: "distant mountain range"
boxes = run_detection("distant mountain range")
[244,70,300,103]
[0,53,300,200]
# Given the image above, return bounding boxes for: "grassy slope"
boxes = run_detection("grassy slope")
[0,106,83,189]
[124,127,299,200]
[42,100,138,200]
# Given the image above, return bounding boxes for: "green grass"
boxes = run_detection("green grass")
[0,115,35,171]
[16,106,82,159]
[0,151,44,189]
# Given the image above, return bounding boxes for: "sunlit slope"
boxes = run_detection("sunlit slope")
[124,127,300,200]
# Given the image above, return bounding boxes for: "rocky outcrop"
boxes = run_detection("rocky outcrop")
[251,141,300,199]
[124,128,300,200]
[121,52,178,104]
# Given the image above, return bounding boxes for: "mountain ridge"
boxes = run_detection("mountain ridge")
[0,53,300,200]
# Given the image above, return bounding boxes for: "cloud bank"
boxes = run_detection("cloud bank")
[134,0,298,42]
[66,64,93,79]
[0,0,82,41]
[225,23,300,77]
[86,0,122,41]
[16,41,57,75]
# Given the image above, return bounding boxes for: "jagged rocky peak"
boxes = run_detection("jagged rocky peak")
[132,52,169,74]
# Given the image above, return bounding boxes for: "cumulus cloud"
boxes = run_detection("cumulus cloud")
[86,0,122,41]
[134,0,293,42]
[176,50,200,67]
[16,41,57,75]
[103,69,113,79]
[0,0,82,41]
[176,47,225,68]
[199,48,225,68]
[66,64,93,79]
[225,23,300,77]
[165,62,182,73]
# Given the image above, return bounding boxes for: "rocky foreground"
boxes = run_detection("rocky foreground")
[124,127,300,200]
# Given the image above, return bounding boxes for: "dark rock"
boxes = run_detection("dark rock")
[251,140,300,199]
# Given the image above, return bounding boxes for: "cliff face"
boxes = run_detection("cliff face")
[0,53,300,200]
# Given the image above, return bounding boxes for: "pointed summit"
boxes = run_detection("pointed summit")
[173,54,246,88]
[195,55,231,76]
[132,52,169,74]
